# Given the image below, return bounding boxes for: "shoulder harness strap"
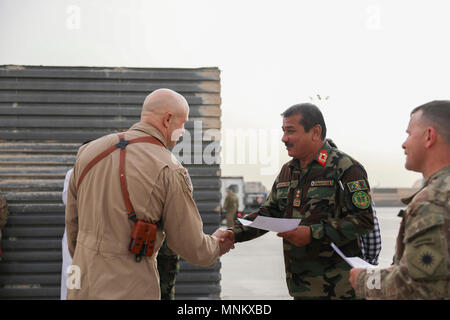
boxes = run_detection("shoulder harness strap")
[76,133,164,222]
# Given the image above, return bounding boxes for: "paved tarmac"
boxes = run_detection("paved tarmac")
[219,207,402,300]
[220,231,290,300]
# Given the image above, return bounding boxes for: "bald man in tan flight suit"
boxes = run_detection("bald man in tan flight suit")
[66,89,234,300]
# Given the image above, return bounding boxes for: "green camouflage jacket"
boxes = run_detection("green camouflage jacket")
[355,165,450,299]
[233,140,374,299]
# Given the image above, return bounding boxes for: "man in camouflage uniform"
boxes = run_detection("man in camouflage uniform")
[0,193,8,261]
[223,186,239,228]
[350,100,450,299]
[157,239,180,300]
[231,103,374,299]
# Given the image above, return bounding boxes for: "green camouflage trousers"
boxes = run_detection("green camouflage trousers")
[157,239,180,300]
[0,193,8,261]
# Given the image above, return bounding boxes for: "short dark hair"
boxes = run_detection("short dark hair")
[281,103,327,140]
[411,100,450,143]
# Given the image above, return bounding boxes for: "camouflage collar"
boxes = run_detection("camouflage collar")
[288,158,301,170]
[401,191,419,205]
[288,140,332,170]
[425,165,450,186]
[401,165,450,205]
[128,122,168,148]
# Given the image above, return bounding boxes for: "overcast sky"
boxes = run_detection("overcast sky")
[1,0,449,189]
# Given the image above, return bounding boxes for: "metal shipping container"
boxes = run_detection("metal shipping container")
[0,65,222,299]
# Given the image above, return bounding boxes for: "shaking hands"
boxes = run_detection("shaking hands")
[212,229,235,256]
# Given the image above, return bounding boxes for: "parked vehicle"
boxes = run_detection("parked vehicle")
[243,181,267,214]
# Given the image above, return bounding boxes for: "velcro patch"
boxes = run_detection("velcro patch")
[405,214,444,241]
[310,180,334,187]
[351,191,371,209]
[177,168,193,193]
[347,180,368,192]
[411,245,443,276]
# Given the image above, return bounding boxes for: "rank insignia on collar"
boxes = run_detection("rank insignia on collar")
[317,150,328,167]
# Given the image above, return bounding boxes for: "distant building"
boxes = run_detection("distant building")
[371,187,420,207]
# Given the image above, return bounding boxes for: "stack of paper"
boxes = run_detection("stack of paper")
[237,218,376,270]
[238,216,301,233]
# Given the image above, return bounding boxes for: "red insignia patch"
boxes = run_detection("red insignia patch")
[317,150,328,166]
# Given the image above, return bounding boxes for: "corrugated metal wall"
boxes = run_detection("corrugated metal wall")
[0,65,222,299]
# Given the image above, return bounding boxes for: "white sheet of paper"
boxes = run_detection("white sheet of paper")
[238,216,301,233]
[331,242,376,268]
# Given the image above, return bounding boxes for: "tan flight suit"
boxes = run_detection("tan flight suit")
[66,122,220,300]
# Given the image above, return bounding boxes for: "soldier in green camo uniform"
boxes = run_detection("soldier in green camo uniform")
[231,103,374,299]
[350,101,450,299]
[223,186,239,228]
[157,239,180,300]
[0,193,9,261]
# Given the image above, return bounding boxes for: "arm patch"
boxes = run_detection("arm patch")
[176,168,193,193]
